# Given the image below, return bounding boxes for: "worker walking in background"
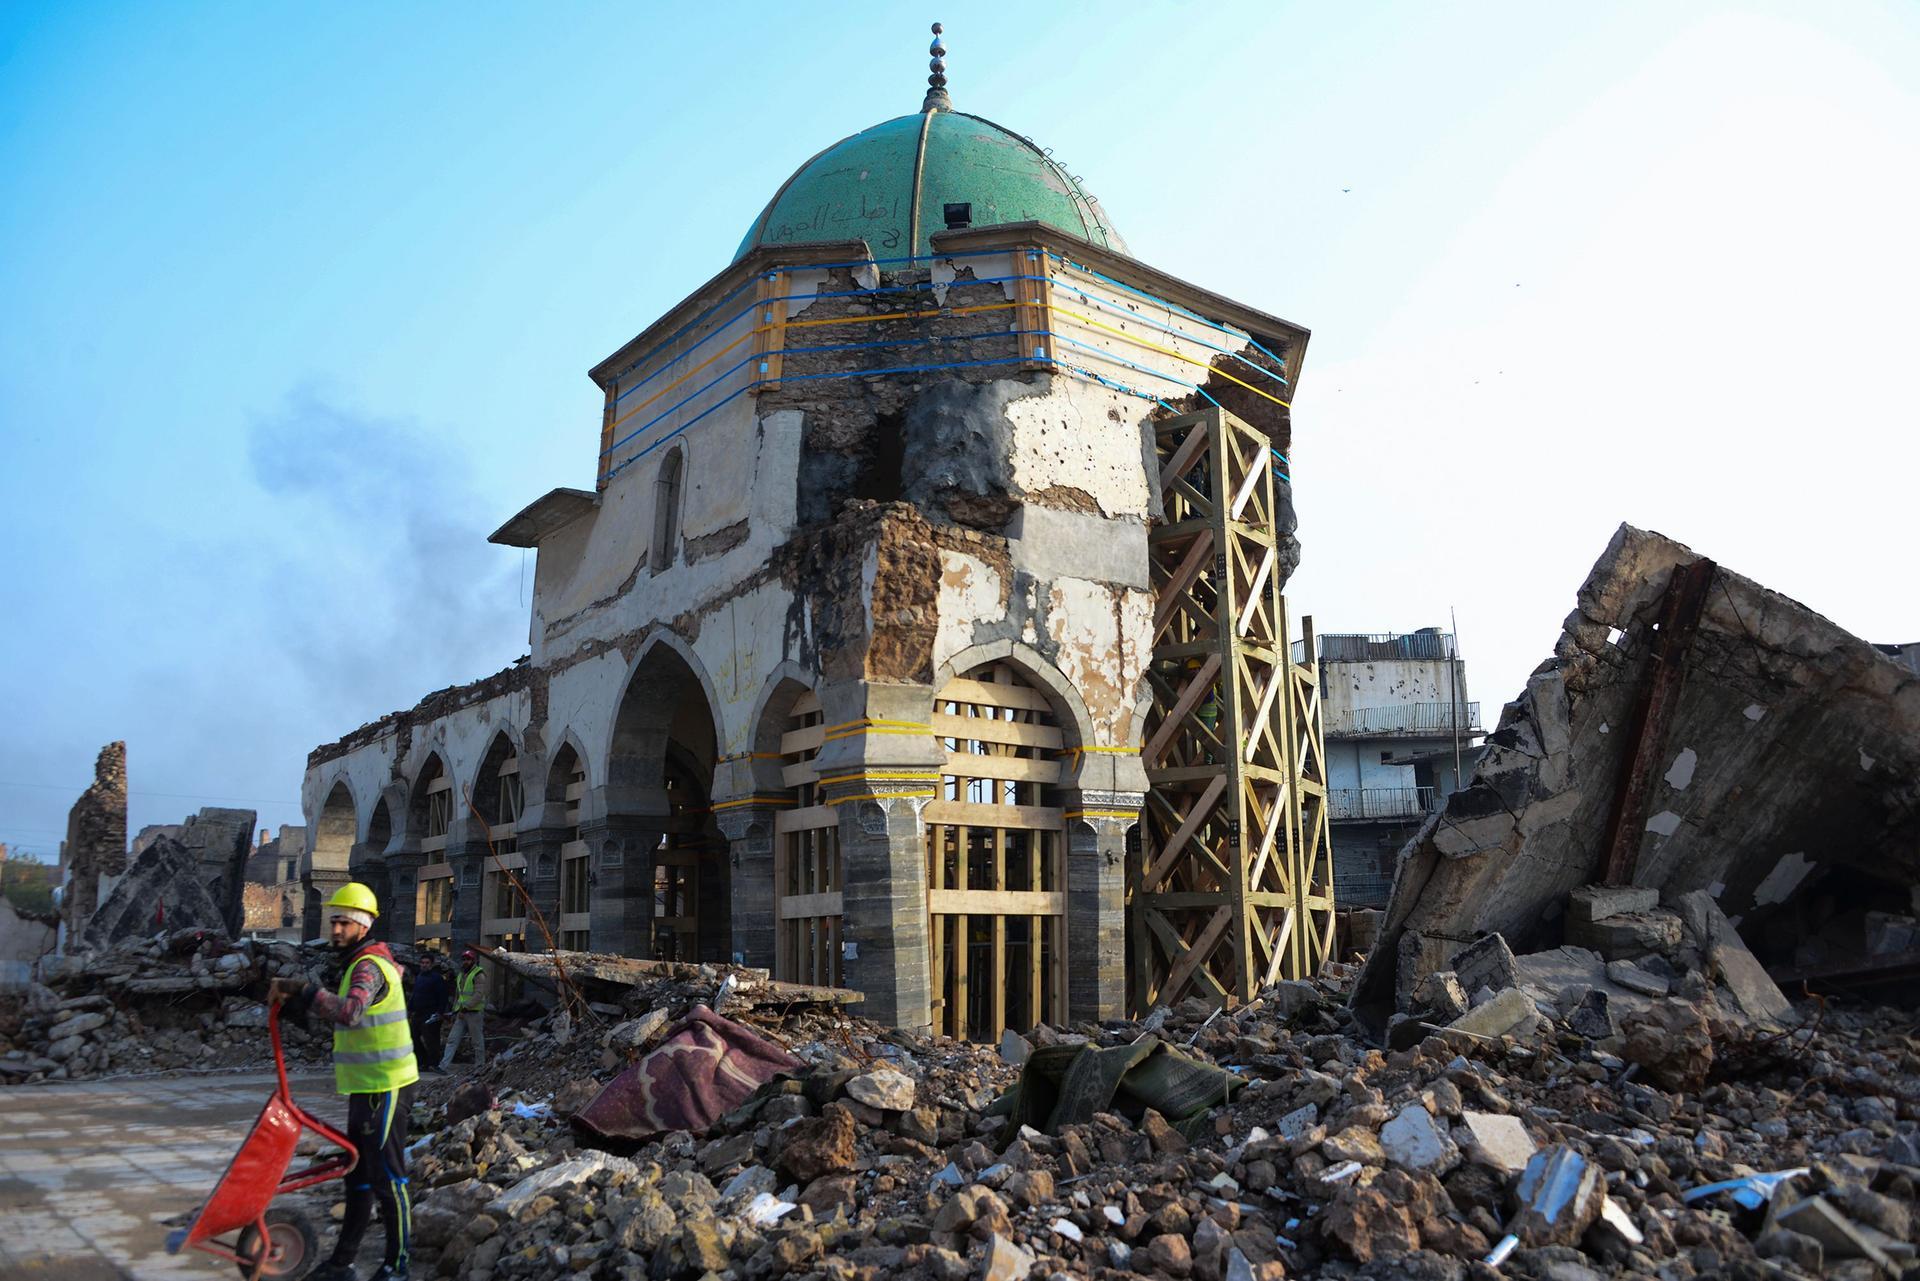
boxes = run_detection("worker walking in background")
[410,952,450,1072]
[439,948,487,1072]
[269,882,416,1281]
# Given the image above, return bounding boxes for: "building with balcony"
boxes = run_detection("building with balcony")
[1303,629,1482,906]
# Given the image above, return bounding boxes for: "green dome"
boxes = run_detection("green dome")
[736,109,1127,263]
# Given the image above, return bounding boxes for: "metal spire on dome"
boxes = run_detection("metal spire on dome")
[921,22,951,113]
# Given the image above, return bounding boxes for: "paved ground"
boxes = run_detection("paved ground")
[0,1070,393,1280]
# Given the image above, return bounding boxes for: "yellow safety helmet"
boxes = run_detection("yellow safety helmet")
[324,882,380,919]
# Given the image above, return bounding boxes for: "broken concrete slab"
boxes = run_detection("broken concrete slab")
[1459,1111,1534,1176]
[1449,934,1518,998]
[1673,890,1794,1026]
[1567,884,1659,924]
[1446,988,1541,1042]
[1355,524,1920,1026]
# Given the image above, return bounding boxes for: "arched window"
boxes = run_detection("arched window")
[926,662,1068,1042]
[650,447,684,573]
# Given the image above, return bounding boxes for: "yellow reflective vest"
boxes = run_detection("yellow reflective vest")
[455,964,486,1013]
[332,949,419,1094]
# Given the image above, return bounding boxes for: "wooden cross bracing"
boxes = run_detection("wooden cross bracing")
[1133,408,1335,1011]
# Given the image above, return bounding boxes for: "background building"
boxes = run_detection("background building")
[1300,628,1482,907]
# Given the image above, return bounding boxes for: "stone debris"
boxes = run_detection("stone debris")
[0,927,331,1081]
[326,938,1920,1281]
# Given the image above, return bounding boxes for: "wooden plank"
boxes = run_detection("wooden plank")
[426,776,452,795]
[560,840,590,860]
[420,835,448,854]
[774,804,835,834]
[781,760,820,788]
[931,713,1063,750]
[1142,652,1221,765]
[991,826,1006,1041]
[923,800,1062,831]
[943,753,1059,784]
[564,780,587,802]
[777,891,844,920]
[938,676,1053,712]
[780,723,826,754]
[418,863,453,880]
[928,889,1064,916]
[792,690,821,715]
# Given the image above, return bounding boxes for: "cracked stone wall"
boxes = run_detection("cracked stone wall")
[59,742,127,946]
[1354,523,1920,1022]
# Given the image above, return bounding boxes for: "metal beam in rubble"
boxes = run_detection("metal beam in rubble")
[1134,407,1335,1011]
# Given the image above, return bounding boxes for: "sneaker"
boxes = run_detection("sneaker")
[366,1266,410,1281]
[309,1264,357,1281]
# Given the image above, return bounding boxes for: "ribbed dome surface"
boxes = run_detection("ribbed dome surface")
[736,110,1126,263]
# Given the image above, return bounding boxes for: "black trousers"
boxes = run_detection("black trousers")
[331,1084,413,1271]
[411,1014,443,1070]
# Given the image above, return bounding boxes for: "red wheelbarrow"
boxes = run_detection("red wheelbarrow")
[165,1003,355,1278]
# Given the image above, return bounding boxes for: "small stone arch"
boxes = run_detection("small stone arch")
[469,729,524,836]
[408,752,453,851]
[932,640,1097,756]
[311,778,357,876]
[604,630,725,796]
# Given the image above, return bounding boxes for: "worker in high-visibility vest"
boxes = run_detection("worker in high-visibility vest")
[270,882,416,1281]
[439,948,487,1072]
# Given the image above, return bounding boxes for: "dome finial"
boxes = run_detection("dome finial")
[922,22,951,113]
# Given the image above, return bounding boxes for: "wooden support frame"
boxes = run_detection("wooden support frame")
[1134,408,1334,1012]
[748,271,788,392]
[775,691,842,987]
[927,663,1068,1043]
[1011,244,1055,370]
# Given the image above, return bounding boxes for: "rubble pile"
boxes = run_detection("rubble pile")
[0,928,327,1082]
[392,924,1916,1281]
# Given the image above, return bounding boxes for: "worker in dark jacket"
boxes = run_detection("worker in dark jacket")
[410,954,450,1072]
[270,882,416,1281]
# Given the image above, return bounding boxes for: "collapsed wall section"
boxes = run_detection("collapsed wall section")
[1354,523,1920,1023]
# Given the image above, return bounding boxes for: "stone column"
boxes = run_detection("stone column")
[813,679,944,1031]
[304,866,350,942]
[712,803,781,969]
[516,827,566,949]
[384,848,423,950]
[446,838,487,954]
[577,813,667,957]
[1060,790,1142,1023]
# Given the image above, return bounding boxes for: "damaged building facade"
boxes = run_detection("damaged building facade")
[301,44,1325,1040]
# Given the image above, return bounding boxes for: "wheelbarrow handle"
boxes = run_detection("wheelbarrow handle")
[269,999,291,1099]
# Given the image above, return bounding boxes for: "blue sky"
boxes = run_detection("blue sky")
[4,1,1917,857]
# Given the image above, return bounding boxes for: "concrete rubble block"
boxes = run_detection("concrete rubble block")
[1674,890,1794,1027]
[1773,1196,1900,1274]
[1411,970,1470,1023]
[1568,884,1660,925]
[1379,1103,1460,1176]
[1605,959,1670,996]
[1565,909,1683,960]
[487,1151,639,1220]
[979,1232,1035,1281]
[1567,989,1615,1039]
[1619,999,1713,1091]
[1460,1111,1535,1176]
[1447,987,1542,1042]
[843,1067,917,1111]
[1449,934,1518,997]
[1509,1146,1605,1247]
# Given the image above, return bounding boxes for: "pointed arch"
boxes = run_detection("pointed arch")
[311,778,357,876]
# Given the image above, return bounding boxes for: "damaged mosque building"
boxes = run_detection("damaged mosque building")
[299,35,1335,1043]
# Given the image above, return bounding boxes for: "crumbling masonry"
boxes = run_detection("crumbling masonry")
[302,77,1330,1038]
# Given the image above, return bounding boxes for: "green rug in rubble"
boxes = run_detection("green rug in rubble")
[988,1037,1241,1146]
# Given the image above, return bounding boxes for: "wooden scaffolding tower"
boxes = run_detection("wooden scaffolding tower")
[1133,407,1336,1011]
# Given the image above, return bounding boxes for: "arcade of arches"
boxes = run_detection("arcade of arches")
[304,653,1140,1043]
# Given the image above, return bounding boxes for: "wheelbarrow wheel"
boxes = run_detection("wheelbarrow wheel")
[235,1205,319,1280]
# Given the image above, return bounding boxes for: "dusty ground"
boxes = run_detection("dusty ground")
[0,1069,393,1280]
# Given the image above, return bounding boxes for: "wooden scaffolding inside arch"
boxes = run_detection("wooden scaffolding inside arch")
[1133,407,1336,1011]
